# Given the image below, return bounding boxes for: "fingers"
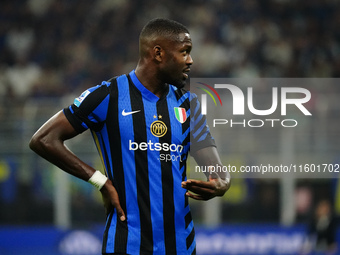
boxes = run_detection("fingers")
[101,182,126,221]
[185,191,211,201]
[184,184,215,196]
[110,192,126,221]
[104,201,126,221]
[182,179,216,189]
[182,177,229,200]
[182,179,217,200]
[116,206,126,221]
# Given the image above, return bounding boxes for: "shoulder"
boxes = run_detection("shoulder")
[73,75,125,108]
[73,82,109,107]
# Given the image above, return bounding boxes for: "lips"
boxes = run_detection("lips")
[183,68,190,79]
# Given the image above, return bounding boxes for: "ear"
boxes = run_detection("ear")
[153,45,163,62]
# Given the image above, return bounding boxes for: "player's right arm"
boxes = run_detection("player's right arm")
[29,110,95,181]
[29,110,126,221]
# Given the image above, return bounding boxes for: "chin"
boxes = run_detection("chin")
[172,79,186,89]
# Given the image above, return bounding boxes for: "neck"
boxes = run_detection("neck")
[135,61,167,98]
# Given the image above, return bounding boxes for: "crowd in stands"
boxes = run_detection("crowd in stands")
[1,0,340,101]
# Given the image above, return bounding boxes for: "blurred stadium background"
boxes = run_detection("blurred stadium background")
[0,0,340,254]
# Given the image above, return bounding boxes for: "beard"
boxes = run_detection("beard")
[168,73,188,89]
[160,66,189,89]
[172,79,186,89]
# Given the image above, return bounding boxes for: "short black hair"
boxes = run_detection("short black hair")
[140,18,189,40]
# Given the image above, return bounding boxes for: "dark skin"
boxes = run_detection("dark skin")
[29,32,230,222]
[184,147,230,201]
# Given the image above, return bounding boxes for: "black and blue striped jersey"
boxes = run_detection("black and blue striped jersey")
[63,70,215,255]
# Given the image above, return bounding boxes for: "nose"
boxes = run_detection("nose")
[187,54,193,65]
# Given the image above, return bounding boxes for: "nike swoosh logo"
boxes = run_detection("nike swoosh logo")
[122,109,141,116]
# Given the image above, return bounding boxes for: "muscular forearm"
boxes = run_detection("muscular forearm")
[29,111,95,181]
[192,146,229,181]
[183,146,231,200]
[30,136,94,181]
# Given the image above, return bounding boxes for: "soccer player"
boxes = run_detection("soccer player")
[29,18,230,255]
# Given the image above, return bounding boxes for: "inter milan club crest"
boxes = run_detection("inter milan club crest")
[150,120,167,137]
[174,107,187,123]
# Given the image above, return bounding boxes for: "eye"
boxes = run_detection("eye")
[182,49,190,55]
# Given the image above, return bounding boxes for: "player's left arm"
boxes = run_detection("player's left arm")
[182,146,230,201]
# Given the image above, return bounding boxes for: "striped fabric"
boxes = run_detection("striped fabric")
[63,70,215,255]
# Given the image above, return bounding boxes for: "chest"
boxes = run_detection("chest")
[117,97,189,146]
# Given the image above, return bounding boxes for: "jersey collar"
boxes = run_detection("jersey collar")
[129,70,169,102]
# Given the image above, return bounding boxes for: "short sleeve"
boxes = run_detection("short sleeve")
[190,93,216,153]
[63,81,112,133]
